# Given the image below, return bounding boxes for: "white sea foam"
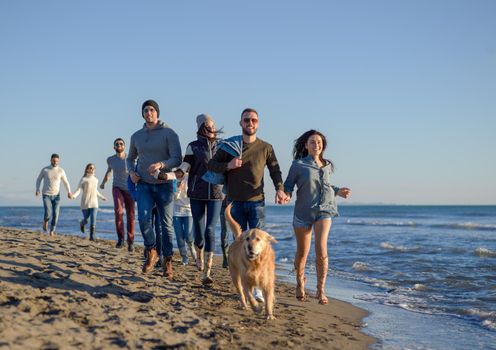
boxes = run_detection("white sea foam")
[344,219,496,232]
[482,320,496,331]
[474,247,496,258]
[467,308,496,318]
[452,222,496,230]
[413,283,428,291]
[345,220,418,227]
[352,261,370,271]
[380,242,411,252]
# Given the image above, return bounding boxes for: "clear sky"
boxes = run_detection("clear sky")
[1,0,495,206]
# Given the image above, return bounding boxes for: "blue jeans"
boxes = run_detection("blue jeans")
[173,216,193,252]
[42,194,61,231]
[137,182,174,257]
[230,200,266,231]
[152,206,162,253]
[219,199,230,249]
[81,208,97,227]
[190,199,222,253]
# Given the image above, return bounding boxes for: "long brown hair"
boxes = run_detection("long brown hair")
[292,130,334,171]
[197,123,223,141]
[84,163,95,177]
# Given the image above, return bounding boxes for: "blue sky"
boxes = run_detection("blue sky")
[0,0,495,206]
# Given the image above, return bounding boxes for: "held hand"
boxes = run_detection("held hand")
[174,169,185,180]
[130,171,141,184]
[282,192,291,204]
[68,193,73,199]
[100,183,105,190]
[227,157,242,170]
[337,187,351,199]
[102,197,107,201]
[157,172,168,181]
[275,190,288,204]
[148,162,163,175]
[35,191,41,196]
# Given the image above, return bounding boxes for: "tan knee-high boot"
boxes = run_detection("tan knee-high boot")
[188,242,198,264]
[315,256,329,305]
[195,246,204,272]
[202,252,214,285]
[294,260,306,301]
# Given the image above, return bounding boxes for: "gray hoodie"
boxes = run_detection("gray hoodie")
[126,121,182,184]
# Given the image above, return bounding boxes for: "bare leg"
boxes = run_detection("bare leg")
[294,226,312,301]
[314,218,331,305]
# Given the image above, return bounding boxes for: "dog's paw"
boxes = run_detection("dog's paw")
[266,314,276,321]
[238,303,249,310]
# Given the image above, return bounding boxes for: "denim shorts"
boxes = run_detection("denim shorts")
[293,209,333,228]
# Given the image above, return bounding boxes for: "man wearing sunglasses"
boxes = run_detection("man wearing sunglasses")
[101,138,136,252]
[207,108,288,301]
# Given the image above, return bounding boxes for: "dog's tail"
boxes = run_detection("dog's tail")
[225,203,242,239]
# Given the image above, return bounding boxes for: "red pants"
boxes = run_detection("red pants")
[112,187,135,243]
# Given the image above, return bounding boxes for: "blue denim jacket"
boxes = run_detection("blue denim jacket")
[284,155,338,217]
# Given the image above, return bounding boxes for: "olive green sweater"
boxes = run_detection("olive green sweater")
[207,138,284,202]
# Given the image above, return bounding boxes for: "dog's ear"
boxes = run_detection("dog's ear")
[237,230,249,242]
[266,234,277,244]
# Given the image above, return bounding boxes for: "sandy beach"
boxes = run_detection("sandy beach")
[0,226,374,349]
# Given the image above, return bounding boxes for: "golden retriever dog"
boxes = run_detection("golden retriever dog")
[225,203,277,320]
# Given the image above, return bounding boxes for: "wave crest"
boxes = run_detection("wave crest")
[474,247,496,258]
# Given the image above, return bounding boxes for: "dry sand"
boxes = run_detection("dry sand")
[0,227,375,349]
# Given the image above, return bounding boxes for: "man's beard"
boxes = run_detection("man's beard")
[242,127,257,136]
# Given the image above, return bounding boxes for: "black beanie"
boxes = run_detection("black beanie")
[141,99,160,118]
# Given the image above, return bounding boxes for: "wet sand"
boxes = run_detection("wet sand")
[0,227,375,349]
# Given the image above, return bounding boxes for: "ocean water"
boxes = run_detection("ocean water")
[1,205,495,349]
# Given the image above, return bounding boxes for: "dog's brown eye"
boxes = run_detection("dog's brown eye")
[256,237,261,241]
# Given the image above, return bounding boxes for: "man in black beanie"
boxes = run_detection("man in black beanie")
[127,99,182,279]
[142,99,160,118]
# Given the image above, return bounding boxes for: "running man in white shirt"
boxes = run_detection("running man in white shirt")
[35,153,72,236]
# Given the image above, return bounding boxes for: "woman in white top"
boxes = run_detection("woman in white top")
[72,163,107,240]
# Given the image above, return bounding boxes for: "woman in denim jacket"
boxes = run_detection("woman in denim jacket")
[284,130,351,304]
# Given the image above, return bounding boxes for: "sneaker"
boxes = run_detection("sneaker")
[116,239,124,248]
[43,219,49,232]
[79,221,85,234]
[253,288,265,303]
[127,242,134,252]
[181,255,189,266]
